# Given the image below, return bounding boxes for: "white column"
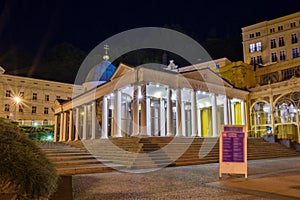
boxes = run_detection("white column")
[212,93,218,137]
[102,96,108,139]
[241,100,246,125]
[146,97,151,136]
[59,112,64,142]
[176,89,183,137]
[160,98,166,136]
[91,102,96,139]
[191,90,197,137]
[82,105,87,140]
[224,96,229,125]
[115,90,122,137]
[132,85,139,136]
[231,101,236,125]
[197,108,202,137]
[181,101,186,137]
[68,110,73,141]
[139,85,147,136]
[228,99,232,124]
[75,107,79,141]
[54,115,59,142]
[167,88,174,136]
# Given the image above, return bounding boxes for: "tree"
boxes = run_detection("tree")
[0,118,59,199]
[40,43,87,83]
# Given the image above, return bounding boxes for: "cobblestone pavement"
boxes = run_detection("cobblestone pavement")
[73,157,300,200]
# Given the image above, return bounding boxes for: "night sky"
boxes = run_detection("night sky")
[0,0,300,82]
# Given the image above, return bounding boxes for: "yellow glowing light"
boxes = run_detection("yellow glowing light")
[14,96,21,104]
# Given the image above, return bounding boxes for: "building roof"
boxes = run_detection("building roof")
[0,66,5,74]
[85,60,116,83]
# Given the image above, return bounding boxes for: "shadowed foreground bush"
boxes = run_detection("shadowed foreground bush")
[0,118,59,199]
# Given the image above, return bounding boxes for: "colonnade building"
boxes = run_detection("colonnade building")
[53,61,248,142]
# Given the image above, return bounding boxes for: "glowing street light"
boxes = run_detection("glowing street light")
[14,96,21,104]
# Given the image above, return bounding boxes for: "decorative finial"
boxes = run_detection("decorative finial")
[103,44,110,60]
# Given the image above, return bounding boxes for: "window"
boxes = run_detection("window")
[291,22,296,28]
[44,107,49,114]
[249,42,262,52]
[32,106,37,114]
[257,55,263,64]
[19,105,23,113]
[32,93,37,100]
[292,48,299,58]
[271,52,278,62]
[261,72,279,85]
[4,104,10,112]
[56,95,61,99]
[291,33,298,44]
[278,37,285,47]
[280,50,286,61]
[5,90,11,97]
[256,42,262,51]
[270,39,276,48]
[256,32,261,37]
[283,68,294,80]
[250,43,255,52]
[251,56,263,66]
[270,28,275,33]
[67,97,72,100]
[45,94,50,102]
[43,120,48,125]
[250,33,255,38]
[19,92,24,97]
[250,57,256,65]
[278,25,283,31]
[282,66,300,80]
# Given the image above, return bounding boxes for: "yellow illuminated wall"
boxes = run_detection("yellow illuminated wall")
[201,107,212,137]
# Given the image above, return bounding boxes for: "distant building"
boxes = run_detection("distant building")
[241,11,300,142]
[0,66,83,126]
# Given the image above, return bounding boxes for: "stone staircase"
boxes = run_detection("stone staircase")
[39,137,300,173]
[37,142,125,175]
[81,137,300,169]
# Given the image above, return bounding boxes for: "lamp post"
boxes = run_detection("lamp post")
[13,96,21,124]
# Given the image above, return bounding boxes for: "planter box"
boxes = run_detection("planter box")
[263,135,275,143]
[280,139,291,148]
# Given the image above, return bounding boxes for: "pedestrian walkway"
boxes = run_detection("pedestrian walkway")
[71,157,300,199]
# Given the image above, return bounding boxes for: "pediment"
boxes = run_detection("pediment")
[110,63,134,81]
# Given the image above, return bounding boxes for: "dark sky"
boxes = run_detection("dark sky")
[0,0,300,75]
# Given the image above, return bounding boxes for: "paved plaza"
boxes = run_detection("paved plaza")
[71,156,300,200]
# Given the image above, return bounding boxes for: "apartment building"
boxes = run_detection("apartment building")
[0,66,83,126]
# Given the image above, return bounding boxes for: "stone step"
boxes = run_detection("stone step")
[48,155,96,161]
[56,163,125,175]
[53,159,106,167]
[39,137,300,172]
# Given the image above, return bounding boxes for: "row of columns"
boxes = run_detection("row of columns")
[54,85,246,142]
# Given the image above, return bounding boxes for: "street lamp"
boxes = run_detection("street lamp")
[14,96,21,104]
[13,96,21,123]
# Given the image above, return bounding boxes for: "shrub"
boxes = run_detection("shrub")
[0,118,59,199]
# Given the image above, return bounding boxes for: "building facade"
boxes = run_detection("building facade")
[53,61,248,142]
[241,11,300,143]
[0,66,83,126]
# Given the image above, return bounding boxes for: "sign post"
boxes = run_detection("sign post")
[219,125,247,179]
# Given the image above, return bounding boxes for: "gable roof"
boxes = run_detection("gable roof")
[181,68,233,88]
[110,62,134,81]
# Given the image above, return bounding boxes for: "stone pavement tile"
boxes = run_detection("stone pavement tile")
[209,172,300,200]
[73,166,271,200]
[72,157,300,200]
